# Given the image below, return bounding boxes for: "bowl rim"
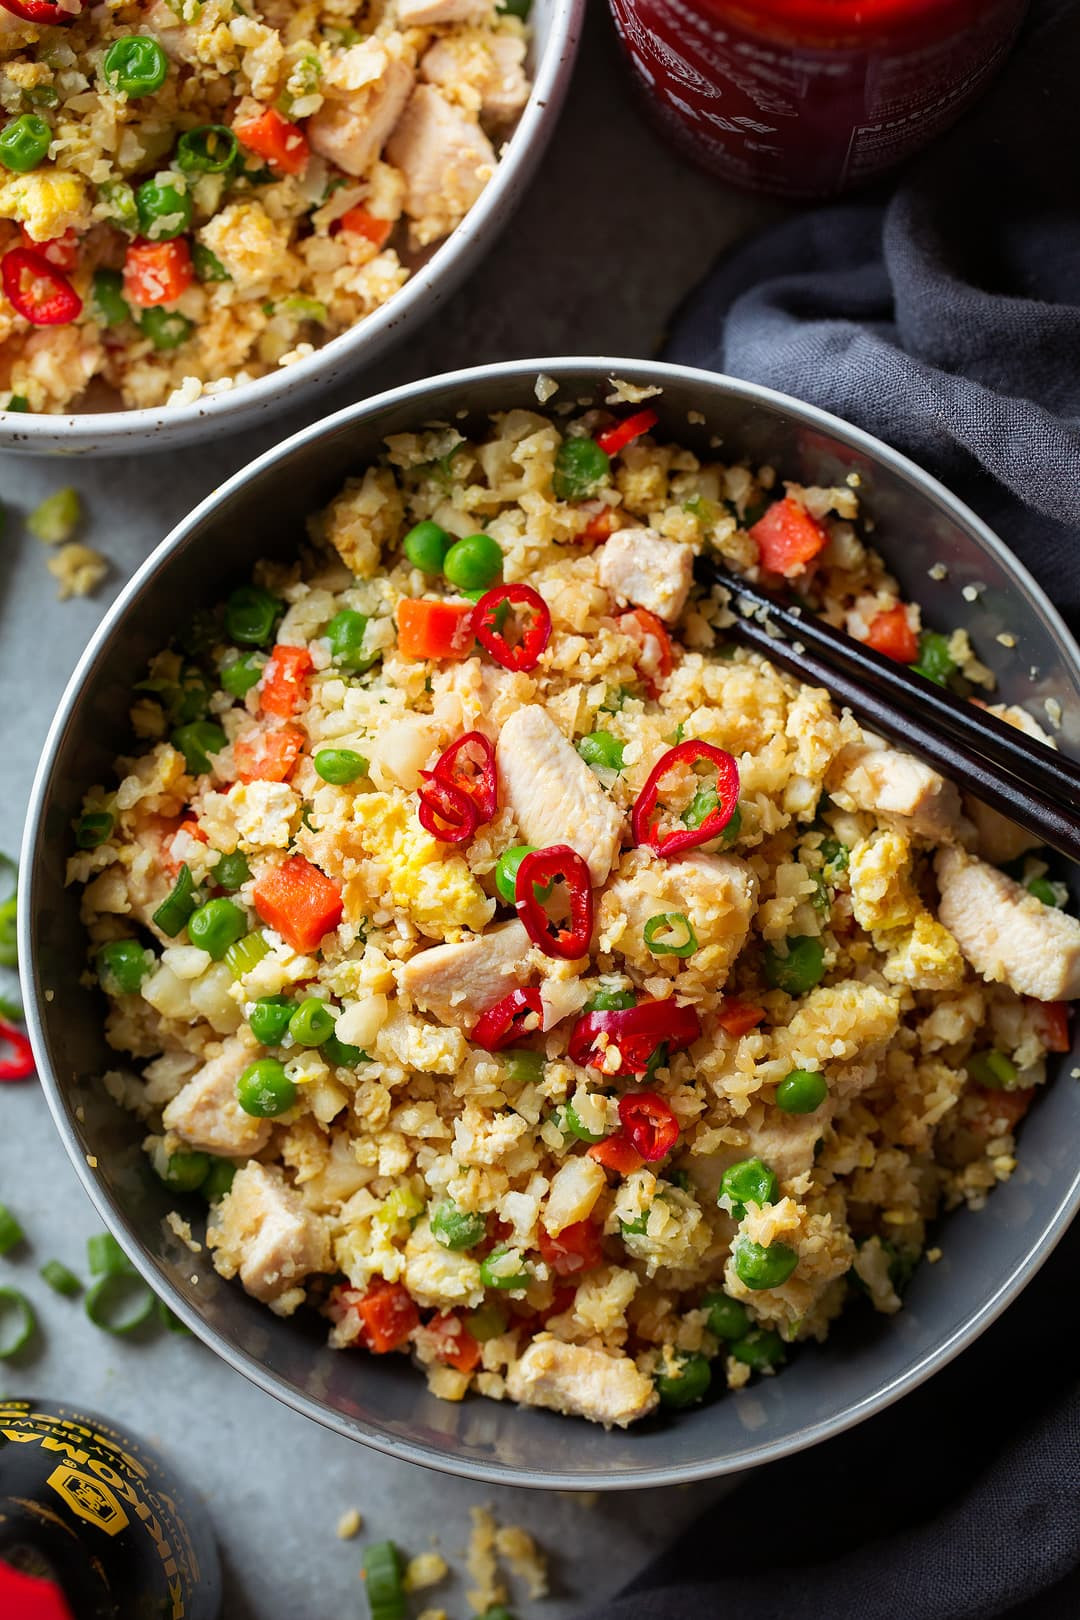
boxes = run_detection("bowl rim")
[0,0,585,451]
[21,355,1080,1489]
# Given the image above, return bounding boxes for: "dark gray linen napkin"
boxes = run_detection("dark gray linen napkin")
[587,4,1080,1616]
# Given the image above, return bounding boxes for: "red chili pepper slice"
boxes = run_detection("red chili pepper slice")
[20,226,78,274]
[587,1134,645,1177]
[515,844,593,960]
[2,247,82,327]
[471,987,544,1052]
[417,771,479,845]
[537,1219,604,1277]
[0,0,79,22]
[473,584,551,673]
[631,740,739,858]
[433,731,497,822]
[596,407,659,458]
[0,1018,34,1082]
[568,999,700,1076]
[618,1090,679,1161]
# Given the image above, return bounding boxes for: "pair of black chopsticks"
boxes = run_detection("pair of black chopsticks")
[693,555,1080,866]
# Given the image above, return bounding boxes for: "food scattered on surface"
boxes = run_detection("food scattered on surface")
[337,1507,364,1541]
[67,403,1077,1426]
[47,538,107,599]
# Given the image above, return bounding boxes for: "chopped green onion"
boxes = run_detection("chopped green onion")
[643,911,698,958]
[159,1299,191,1333]
[40,1259,81,1296]
[503,1049,544,1085]
[225,585,282,648]
[464,1302,507,1341]
[1026,877,1062,907]
[6,395,30,412]
[819,837,849,875]
[584,987,636,1013]
[224,931,269,980]
[176,123,237,173]
[28,487,80,544]
[87,1231,136,1277]
[0,897,17,970]
[152,864,199,937]
[479,1248,531,1290]
[560,1101,604,1144]
[277,294,328,324]
[192,241,231,283]
[75,810,115,849]
[0,1203,25,1255]
[911,630,956,686]
[172,719,225,774]
[577,730,625,771]
[85,1272,155,1335]
[966,1049,1019,1088]
[0,1288,35,1358]
[362,1540,405,1620]
[0,993,22,1021]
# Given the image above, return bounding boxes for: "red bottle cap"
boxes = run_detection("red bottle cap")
[0,1561,77,1620]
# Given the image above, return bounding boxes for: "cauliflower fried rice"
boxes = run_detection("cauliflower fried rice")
[0,0,529,412]
[68,401,1080,1427]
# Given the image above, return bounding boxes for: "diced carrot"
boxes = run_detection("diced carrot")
[123,238,194,308]
[426,1312,481,1373]
[396,598,475,661]
[716,998,766,1038]
[337,205,393,248]
[252,853,343,953]
[21,225,78,273]
[1030,999,1071,1053]
[618,606,673,695]
[233,105,309,175]
[537,1219,604,1278]
[580,505,619,542]
[587,1134,645,1177]
[260,644,313,718]
[749,496,829,577]
[967,1085,1035,1138]
[865,604,919,664]
[234,724,305,784]
[341,1280,419,1354]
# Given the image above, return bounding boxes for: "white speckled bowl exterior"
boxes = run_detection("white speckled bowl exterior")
[22,359,1080,1487]
[0,2,583,457]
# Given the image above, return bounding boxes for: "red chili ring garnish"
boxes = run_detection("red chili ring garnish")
[0,0,80,21]
[537,1219,604,1277]
[568,999,701,1076]
[617,1090,679,1162]
[0,1018,35,1082]
[596,407,659,458]
[2,247,82,327]
[631,739,739,858]
[514,844,593,960]
[433,731,497,823]
[471,987,544,1052]
[417,771,479,844]
[473,584,551,673]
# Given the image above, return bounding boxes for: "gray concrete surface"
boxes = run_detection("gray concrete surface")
[0,9,778,1615]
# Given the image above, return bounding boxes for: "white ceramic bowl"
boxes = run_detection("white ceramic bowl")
[0,1,584,457]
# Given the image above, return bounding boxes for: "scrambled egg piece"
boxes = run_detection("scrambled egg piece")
[849,829,920,933]
[881,912,966,991]
[0,169,90,241]
[349,792,494,938]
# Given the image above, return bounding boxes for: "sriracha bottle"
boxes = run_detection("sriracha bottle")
[608,0,1030,197]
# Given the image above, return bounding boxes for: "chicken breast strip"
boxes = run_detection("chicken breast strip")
[496,705,625,886]
[935,846,1080,1001]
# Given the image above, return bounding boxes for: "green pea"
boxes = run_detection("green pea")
[701,1290,750,1341]
[577,731,625,770]
[156,1149,210,1192]
[171,720,225,775]
[5,395,29,413]
[220,650,264,696]
[96,940,154,997]
[314,748,368,785]
[288,996,335,1047]
[430,1201,487,1251]
[236,1058,296,1118]
[911,630,956,686]
[444,532,503,592]
[966,1049,1019,1089]
[764,935,826,995]
[732,1235,799,1291]
[103,36,168,97]
[0,114,51,174]
[176,123,237,173]
[730,1326,786,1371]
[187,898,247,960]
[323,1033,365,1068]
[479,1248,531,1290]
[503,1049,544,1085]
[202,1159,236,1201]
[553,436,610,501]
[141,308,195,351]
[718,1157,778,1221]
[494,844,536,906]
[584,987,636,1012]
[248,995,294,1046]
[403,520,451,575]
[325,609,375,672]
[76,811,114,849]
[464,1302,507,1341]
[135,176,192,241]
[212,850,250,891]
[192,241,230,283]
[225,585,281,647]
[1026,877,1061,907]
[776,1068,828,1114]
[654,1350,711,1409]
[560,1101,604,1144]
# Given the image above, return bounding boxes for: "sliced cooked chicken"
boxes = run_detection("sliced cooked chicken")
[385,85,495,237]
[208,1164,330,1306]
[598,528,694,625]
[496,705,624,886]
[505,1335,658,1427]
[308,47,415,177]
[398,919,533,1027]
[831,738,961,840]
[935,846,1080,1001]
[162,1035,270,1157]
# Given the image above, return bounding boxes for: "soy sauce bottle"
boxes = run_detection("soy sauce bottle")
[0,1398,221,1619]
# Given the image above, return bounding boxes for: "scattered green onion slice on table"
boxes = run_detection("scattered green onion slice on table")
[0,1202,25,1255]
[28,487,80,544]
[87,1231,136,1277]
[0,992,22,1021]
[152,864,199,937]
[158,1299,191,1333]
[40,1259,81,1297]
[643,911,698,958]
[0,1287,35,1358]
[85,1272,156,1335]
[362,1540,405,1620]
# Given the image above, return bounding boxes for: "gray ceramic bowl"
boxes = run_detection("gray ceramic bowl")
[0,2,583,458]
[21,359,1080,1489]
